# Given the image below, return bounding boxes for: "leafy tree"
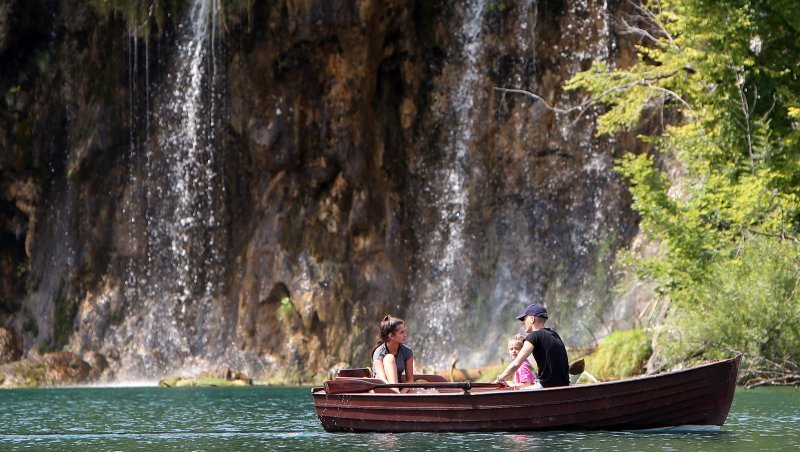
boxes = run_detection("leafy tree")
[565,0,800,372]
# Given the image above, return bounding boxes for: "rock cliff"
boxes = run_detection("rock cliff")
[0,0,653,381]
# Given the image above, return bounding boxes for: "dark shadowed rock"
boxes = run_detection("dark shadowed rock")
[82,350,109,379]
[43,352,92,384]
[0,327,22,364]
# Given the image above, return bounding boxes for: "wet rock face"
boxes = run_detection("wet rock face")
[43,351,92,384]
[225,0,418,376]
[0,327,22,364]
[82,350,110,380]
[0,1,10,54]
[0,351,108,387]
[0,0,651,380]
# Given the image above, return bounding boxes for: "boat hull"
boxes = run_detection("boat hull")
[312,355,740,432]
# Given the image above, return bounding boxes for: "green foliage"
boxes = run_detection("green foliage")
[87,0,254,38]
[14,263,28,279]
[478,365,502,383]
[566,0,800,370]
[657,237,800,365]
[585,329,652,380]
[87,0,179,38]
[277,296,295,322]
[484,1,508,14]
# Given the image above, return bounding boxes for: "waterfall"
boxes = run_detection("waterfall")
[116,0,229,377]
[409,0,625,370]
[408,0,488,369]
[157,0,222,307]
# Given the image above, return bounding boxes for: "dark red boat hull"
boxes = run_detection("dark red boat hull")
[312,355,740,432]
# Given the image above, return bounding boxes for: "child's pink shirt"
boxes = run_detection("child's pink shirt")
[514,360,536,384]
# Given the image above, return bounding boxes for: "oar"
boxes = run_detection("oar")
[324,379,505,395]
[569,358,585,376]
[568,358,586,385]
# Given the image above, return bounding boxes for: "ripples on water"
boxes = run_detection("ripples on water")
[0,387,797,450]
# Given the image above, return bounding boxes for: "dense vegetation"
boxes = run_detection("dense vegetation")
[585,329,652,380]
[567,0,799,382]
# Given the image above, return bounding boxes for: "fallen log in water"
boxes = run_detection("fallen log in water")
[743,374,800,389]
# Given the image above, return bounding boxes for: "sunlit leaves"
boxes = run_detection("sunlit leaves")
[565,0,800,367]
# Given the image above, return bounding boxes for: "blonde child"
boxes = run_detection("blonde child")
[507,333,537,388]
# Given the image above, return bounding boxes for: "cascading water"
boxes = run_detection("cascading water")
[408,0,488,369]
[154,0,223,309]
[409,0,631,370]
[115,0,229,377]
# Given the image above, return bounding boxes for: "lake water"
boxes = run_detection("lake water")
[0,386,797,450]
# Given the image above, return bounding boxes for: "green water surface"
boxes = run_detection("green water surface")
[0,386,797,450]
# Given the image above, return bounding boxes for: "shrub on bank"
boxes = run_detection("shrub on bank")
[586,329,652,381]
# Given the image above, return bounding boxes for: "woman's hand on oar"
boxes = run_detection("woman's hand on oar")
[324,379,505,395]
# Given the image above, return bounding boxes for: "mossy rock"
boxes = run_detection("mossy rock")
[158,376,181,387]
[159,376,253,388]
[0,359,46,388]
[585,329,652,381]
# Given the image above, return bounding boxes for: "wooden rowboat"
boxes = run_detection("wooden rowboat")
[312,355,741,433]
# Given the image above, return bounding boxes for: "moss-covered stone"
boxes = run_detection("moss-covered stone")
[158,376,252,388]
[0,351,110,388]
[0,358,46,388]
[158,368,253,388]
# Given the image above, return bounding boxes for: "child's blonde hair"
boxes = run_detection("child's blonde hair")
[508,333,525,346]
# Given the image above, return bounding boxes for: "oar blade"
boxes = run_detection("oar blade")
[569,358,585,375]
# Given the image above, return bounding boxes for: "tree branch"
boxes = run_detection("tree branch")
[492,87,583,115]
[623,0,676,45]
[744,227,800,244]
[617,15,670,48]
[736,71,756,171]
[494,69,697,125]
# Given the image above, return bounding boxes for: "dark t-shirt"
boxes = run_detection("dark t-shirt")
[372,343,414,379]
[525,328,570,388]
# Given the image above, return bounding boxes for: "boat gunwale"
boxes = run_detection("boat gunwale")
[313,369,726,411]
[315,377,727,423]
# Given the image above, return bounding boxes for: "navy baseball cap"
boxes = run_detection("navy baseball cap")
[516,304,548,321]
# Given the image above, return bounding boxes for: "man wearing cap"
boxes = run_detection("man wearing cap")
[494,304,570,388]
